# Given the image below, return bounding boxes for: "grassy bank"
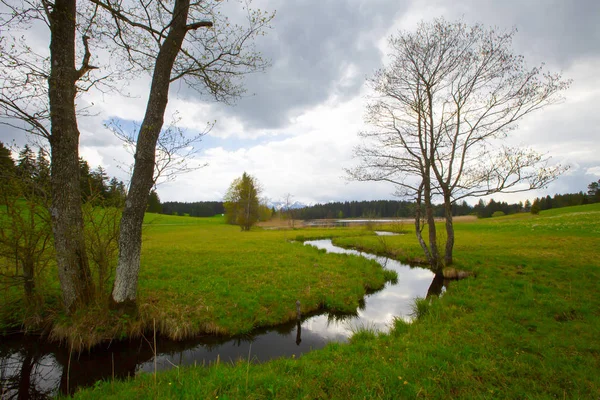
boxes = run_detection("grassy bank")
[1,214,395,348]
[73,204,600,398]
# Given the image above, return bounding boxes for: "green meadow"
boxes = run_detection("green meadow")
[1,212,396,347]
[68,203,600,399]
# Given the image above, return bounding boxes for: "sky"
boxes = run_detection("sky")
[1,0,599,206]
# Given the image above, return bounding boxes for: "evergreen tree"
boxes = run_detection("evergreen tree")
[16,145,36,179]
[531,199,541,215]
[107,177,127,207]
[89,166,109,201]
[34,148,51,199]
[147,190,162,213]
[79,158,92,201]
[0,141,15,174]
[588,180,600,203]
[0,141,16,196]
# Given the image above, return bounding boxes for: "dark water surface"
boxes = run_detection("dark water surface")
[1,239,439,398]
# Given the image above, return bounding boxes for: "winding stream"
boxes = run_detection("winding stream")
[0,239,439,398]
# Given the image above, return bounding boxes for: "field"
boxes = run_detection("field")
[0,213,396,348]
[70,204,600,399]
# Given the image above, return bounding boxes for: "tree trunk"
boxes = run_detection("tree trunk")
[110,0,192,312]
[414,183,432,263]
[48,0,94,312]
[22,257,35,306]
[443,193,455,266]
[423,174,440,271]
[425,90,440,272]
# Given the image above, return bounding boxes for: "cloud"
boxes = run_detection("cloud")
[1,0,598,206]
[186,0,410,131]
[158,92,397,203]
[586,167,600,177]
[420,0,600,68]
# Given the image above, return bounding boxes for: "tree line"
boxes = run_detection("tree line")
[1,142,127,206]
[296,189,597,220]
[530,184,599,214]
[0,141,126,313]
[161,201,225,217]
[144,183,599,222]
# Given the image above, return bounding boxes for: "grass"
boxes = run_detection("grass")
[1,213,394,349]
[70,203,600,399]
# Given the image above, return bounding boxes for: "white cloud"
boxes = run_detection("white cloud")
[1,0,598,207]
[586,167,600,177]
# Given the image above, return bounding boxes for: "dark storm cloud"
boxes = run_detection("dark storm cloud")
[179,0,409,130]
[175,0,600,133]
[443,0,600,68]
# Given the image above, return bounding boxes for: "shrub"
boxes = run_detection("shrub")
[491,211,505,218]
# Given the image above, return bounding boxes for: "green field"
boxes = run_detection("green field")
[2,204,599,398]
[1,212,396,347]
[67,204,600,399]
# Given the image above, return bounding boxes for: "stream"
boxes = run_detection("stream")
[0,238,440,398]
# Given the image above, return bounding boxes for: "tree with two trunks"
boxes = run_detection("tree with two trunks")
[348,18,570,272]
[0,0,274,314]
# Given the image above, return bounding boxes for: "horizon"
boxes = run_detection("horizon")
[1,0,598,208]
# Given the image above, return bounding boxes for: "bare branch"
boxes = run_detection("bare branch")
[75,35,99,79]
[349,18,571,267]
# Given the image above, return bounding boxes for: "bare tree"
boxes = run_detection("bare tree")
[348,19,570,270]
[108,112,211,186]
[92,0,274,311]
[0,0,272,313]
[283,192,296,227]
[0,0,124,312]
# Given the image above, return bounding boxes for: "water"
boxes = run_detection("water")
[304,219,409,227]
[1,240,440,398]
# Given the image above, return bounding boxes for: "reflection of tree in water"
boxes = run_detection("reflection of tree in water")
[0,335,158,398]
[295,321,302,345]
[426,273,446,298]
[0,339,59,399]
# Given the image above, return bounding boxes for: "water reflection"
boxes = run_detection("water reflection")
[1,239,442,399]
[303,239,437,333]
[374,231,401,236]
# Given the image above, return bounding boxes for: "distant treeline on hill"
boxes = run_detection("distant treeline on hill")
[530,191,594,213]
[297,191,595,220]
[161,201,225,217]
[297,200,443,219]
[154,184,598,219]
[297,200,473,219]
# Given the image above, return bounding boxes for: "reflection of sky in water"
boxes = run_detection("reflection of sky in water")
[304,240,434,332]
[1,239,436,397]
[140,240,434,372]
[374,231,401,236]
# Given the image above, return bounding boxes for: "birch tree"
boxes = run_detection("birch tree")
[224,172,261,231]
[348,19,569,270]
[92,0,273,311]
[0,0,273,313]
